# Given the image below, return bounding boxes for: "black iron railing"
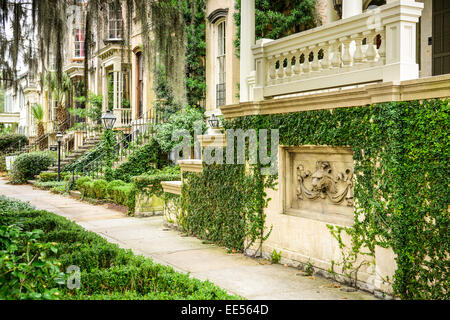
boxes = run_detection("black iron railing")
[70,108,165,182]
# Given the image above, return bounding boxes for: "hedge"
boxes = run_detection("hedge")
[75,177,136,213]
[38,172,70,182]
[8,152,55,184]
[132,166,181,198]
[0,195,240,300]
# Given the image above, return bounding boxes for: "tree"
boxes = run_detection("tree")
[31,103,46,150]
[44,72,71,131]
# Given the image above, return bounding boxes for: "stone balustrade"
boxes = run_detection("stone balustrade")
[113,108,132,128]
[250,0,423,101]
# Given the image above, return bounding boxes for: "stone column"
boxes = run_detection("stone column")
[342,0,362,19]
[240,0,255,103]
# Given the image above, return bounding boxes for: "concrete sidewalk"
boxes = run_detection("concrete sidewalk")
[0,178,376,300]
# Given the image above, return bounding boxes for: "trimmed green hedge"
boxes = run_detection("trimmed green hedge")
[132,166,181,198]
[76,177,136,213]
[38,172,70,182]
[0,196,240,300]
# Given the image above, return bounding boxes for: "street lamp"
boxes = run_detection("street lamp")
[56,132,63,182]
[208,114,220,129]
[101,110,117,130]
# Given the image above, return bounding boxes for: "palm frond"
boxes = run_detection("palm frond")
[31,103,44,122]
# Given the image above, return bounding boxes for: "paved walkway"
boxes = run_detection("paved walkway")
[0,178,376,300]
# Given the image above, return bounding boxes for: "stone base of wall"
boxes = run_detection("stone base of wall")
[135,193,164,217]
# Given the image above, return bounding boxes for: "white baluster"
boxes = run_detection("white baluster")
[377,28,386,64]
[292,49,302,75]
[302,48,311,73]
[340,37,353,66]
[285,53,293,77]
[310,45,321,72]
[363,31,377,62]
[330,40,341,68]
[352,33,364,64]
[319,42,330,70]
[268,56,276,83]
[276,55,284,79]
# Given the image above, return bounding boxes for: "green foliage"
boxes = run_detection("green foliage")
[234,0,317,57]
[38,172,69,182]
[0,134,29,171]
[63,141,103,173]
[225,99,449,300]
[181,160,275,252]
[112,138,169,183]
[63,129,114,174]
[34,181,67,191]
[31,104,44,122]
[75,177,135,214]
[132,166,181,198]
[92,179,108,199]
[154,106,206,153]
[105,180,126,199]
[0,196,240,300]
[182,0,206,108]
[270,249,281,264]
[0,133,28,151]
[108,184,136,213]
[75,176,92,194]
[9,152,55,184]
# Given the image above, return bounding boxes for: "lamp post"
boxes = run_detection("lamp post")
[56,132,63,181]
[101,110,117,130]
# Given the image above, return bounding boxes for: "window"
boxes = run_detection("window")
[137,52,144,117]
[216,20,226,107]
[108,4,123,40]
[74,28,85,58]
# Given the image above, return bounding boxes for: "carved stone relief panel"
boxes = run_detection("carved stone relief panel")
[283,146,354,226]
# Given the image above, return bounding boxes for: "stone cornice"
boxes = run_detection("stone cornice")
[161,181,182,196]
[220,75,450,119]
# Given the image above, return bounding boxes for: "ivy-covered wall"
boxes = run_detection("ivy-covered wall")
[181,99,449,300]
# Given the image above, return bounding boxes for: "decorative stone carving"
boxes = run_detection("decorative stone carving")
[297,161,353,206]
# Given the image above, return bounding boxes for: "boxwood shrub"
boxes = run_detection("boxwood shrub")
[0,195,240,300]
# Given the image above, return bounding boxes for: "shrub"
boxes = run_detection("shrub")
[8,152,55,184]
[92,179,108,199]
[0,133,29,151]
[34,181,67,191]
[112,138,169,182]
[38,172,69,182]
[75,176,92,197]
[132,165,181,198]
[109,184,136,213]
[105,180,126,199]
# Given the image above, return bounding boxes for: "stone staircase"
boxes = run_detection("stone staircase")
[43,135,102,174]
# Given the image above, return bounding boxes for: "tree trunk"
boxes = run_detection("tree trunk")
[56,104,69,132]
[37,123,47,150]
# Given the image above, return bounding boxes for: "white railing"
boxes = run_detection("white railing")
[250,0,423,101]
[114,108,132,128]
